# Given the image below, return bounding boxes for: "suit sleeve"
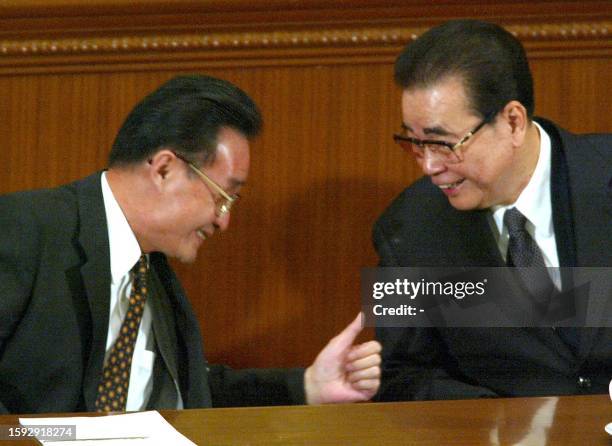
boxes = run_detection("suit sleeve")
[207,365,305,407]
[0,196,40,413]
[373,220,498,401]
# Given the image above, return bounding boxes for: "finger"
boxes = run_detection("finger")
[347,365,381,383]
[346,340,381,361]
[350,378,380,392]
[345,353,381,372]
[328,312,364,351]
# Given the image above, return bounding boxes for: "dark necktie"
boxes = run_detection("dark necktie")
[504,207,555,312]
[95,255,148,412]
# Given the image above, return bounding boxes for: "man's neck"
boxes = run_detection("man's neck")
[105,166,152,253]
[504,121,541,206]
[523,121,542,180]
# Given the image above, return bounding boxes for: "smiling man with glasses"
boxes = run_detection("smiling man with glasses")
[0,75,381,414]
[374,20,611,402]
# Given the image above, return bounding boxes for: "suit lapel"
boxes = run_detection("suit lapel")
[144,267,182,409]
[540,118,611,361]
[561,136,611,268]
[75,173,112,412]
[148,267,180,385]
[564,130,612,361]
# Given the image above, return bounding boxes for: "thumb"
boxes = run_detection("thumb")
[329,312,363,351]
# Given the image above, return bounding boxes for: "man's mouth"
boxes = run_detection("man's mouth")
[196,229,208,240]
[438,179,465,190]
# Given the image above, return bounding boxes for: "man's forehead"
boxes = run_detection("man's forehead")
[401,122,454,137]
[402,78,470,110]
[208,130,250,186]
[400,79,474,132]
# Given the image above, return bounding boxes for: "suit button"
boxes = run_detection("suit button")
[577,376,591,388]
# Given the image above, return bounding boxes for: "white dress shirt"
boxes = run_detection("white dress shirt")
[489,122,561,289]
[101,172,155,410]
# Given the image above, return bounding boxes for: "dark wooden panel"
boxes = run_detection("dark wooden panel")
[531,58,612,132]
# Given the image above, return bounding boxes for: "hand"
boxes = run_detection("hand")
[304,313,381,405]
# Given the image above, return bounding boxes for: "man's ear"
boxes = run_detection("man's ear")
[147,149,178,188]
[501,100,529,147]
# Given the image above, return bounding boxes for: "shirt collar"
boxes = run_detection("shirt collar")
[101,171,143,284]
[491,121,553,237]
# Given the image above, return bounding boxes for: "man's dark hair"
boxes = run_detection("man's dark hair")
[108,75,262,167]
[395,19,534,119]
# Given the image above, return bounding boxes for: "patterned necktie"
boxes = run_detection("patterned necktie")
[95,255,148,412]
[504,207,555,310]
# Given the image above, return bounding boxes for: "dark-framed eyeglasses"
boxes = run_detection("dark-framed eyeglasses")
[172,151,240,216]
[393,112,495,164]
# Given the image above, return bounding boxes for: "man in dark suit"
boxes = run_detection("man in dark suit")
[374,20,611,401]
[0,75,381,414]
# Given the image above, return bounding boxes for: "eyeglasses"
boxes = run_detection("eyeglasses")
[172,151,239,217]
[393,113,494,164]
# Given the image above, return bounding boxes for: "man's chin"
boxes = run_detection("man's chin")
[447,196,480,211]
[174,247,199,264]
[177,253,198,264]
[174,236,206,263]
[446,189,490,211]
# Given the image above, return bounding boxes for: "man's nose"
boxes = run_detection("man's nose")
[419,148,447,176]
[214,211,231,232]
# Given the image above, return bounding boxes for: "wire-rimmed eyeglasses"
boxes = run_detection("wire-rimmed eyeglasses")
[393,112,495,164]
[172,151,239,216]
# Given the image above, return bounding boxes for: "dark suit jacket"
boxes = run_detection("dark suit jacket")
[373,118,612,400]
[0,173,304,414]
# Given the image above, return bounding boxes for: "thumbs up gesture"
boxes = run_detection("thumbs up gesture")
[304,313,381,405]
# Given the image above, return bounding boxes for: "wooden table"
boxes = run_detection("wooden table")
[2,395,610,445]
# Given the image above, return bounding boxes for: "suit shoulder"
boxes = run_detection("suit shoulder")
[373,177,456,264]
[0,183,79,228]
[560,128,611,155]
[0,181,91,265]
[537,118,611,157]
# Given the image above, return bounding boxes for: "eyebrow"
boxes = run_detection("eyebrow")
[401,123,457,137]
